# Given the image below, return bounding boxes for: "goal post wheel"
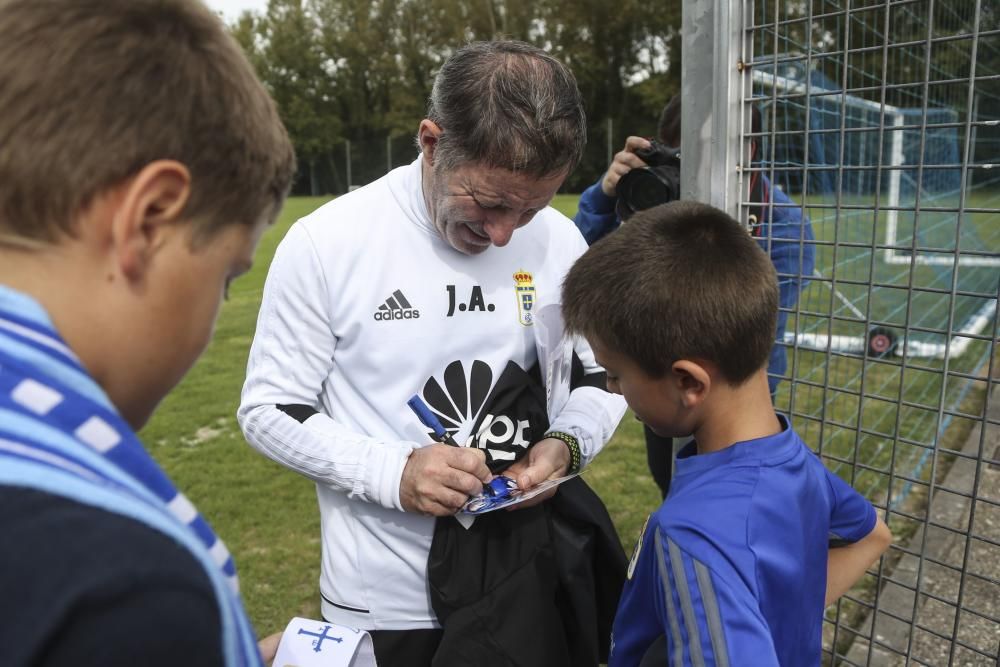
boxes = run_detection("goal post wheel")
[866,327,898,358]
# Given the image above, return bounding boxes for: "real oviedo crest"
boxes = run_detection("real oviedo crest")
[513,270,535,326]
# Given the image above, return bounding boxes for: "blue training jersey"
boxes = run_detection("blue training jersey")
[609,417,876,666]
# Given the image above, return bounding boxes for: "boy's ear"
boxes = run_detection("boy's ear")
[110,160,191,281]
[417,119,442,167]
[671,359,711,408]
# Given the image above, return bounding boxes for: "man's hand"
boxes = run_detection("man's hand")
[601,136,652,197]
[400,444,491,516]
[503,437,573,510]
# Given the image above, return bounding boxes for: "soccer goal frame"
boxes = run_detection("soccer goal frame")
[750,68,998,361]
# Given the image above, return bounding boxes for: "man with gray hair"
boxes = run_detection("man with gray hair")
[239,41,627,665]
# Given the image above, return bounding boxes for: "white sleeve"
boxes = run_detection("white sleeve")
[544,224,628,466]
[546,334,628,467]
[237,222,416,511]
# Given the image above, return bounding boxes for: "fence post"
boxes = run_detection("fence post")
[345,139,352,193]
[681,0,745,217]
[607,117,613,165]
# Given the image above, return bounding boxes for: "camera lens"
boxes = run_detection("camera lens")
[625,170,673,211]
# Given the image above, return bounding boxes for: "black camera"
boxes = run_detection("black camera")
[614,140,682,221]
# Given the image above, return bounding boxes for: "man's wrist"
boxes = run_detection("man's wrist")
[598,178,619,202]
[544,431,582,475]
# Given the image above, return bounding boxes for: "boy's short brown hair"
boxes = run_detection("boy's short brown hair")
[563,200,779,385]
[0,0,295,247]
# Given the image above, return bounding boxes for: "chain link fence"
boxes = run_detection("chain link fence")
[731,1,1000,663]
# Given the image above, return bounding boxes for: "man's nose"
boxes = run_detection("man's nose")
[483,211,520,247]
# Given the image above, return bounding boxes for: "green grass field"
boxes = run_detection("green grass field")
[777,190,998,509]
[140,194,659,634]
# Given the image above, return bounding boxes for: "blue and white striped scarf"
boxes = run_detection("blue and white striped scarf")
[0,286,261,666]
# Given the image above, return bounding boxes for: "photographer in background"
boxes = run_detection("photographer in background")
[574,94,816,498]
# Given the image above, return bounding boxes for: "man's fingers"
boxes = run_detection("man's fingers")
[506,485,558,511]
[613,151,648,171]
[624,135,652,152]
[443,466,488,497]
[449,446,491,482]
[414,461,481,498]
[518,467,544,490]
[433,488,470,514]
[518,458,560,490]
[420,498,463,517]
[399,444,492,514]
[411,479,470,515]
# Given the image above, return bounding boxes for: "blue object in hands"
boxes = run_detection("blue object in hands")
[485,475,518,499]
[407,395,459,446]
[462,475,520,514]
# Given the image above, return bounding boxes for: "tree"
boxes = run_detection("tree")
[234,0,341,194]
[228,0,684,193]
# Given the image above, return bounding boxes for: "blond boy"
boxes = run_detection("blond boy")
[0,1,295,664]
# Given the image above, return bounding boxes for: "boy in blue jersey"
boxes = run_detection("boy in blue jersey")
[0,1,295,664]
[575,96,816,501]
[562,200,892,666]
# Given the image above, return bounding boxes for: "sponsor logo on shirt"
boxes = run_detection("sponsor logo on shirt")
[418,360,532,467]
[373,289,420,321]
[513,270,535,326]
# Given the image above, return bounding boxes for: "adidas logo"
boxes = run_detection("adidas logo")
[373,289,421,321]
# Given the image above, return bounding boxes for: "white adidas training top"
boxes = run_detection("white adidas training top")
[238,157,626,630]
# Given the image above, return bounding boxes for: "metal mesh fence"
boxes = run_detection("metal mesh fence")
[739,0,1000,663]
[291,134,420,196]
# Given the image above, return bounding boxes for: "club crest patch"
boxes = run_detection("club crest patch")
[513,270,535,326]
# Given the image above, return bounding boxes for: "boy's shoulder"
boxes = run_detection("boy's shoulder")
[649,424,824,570]
[0,485,222,664]
[648,476,758,580]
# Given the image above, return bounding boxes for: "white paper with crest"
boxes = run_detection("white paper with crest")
[272,617,376,667]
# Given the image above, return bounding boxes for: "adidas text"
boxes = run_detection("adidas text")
[374,309,420,321]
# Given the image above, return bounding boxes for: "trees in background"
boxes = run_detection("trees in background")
[230,1,997,195]
[229,0,680,194]
[232,1,341,193]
